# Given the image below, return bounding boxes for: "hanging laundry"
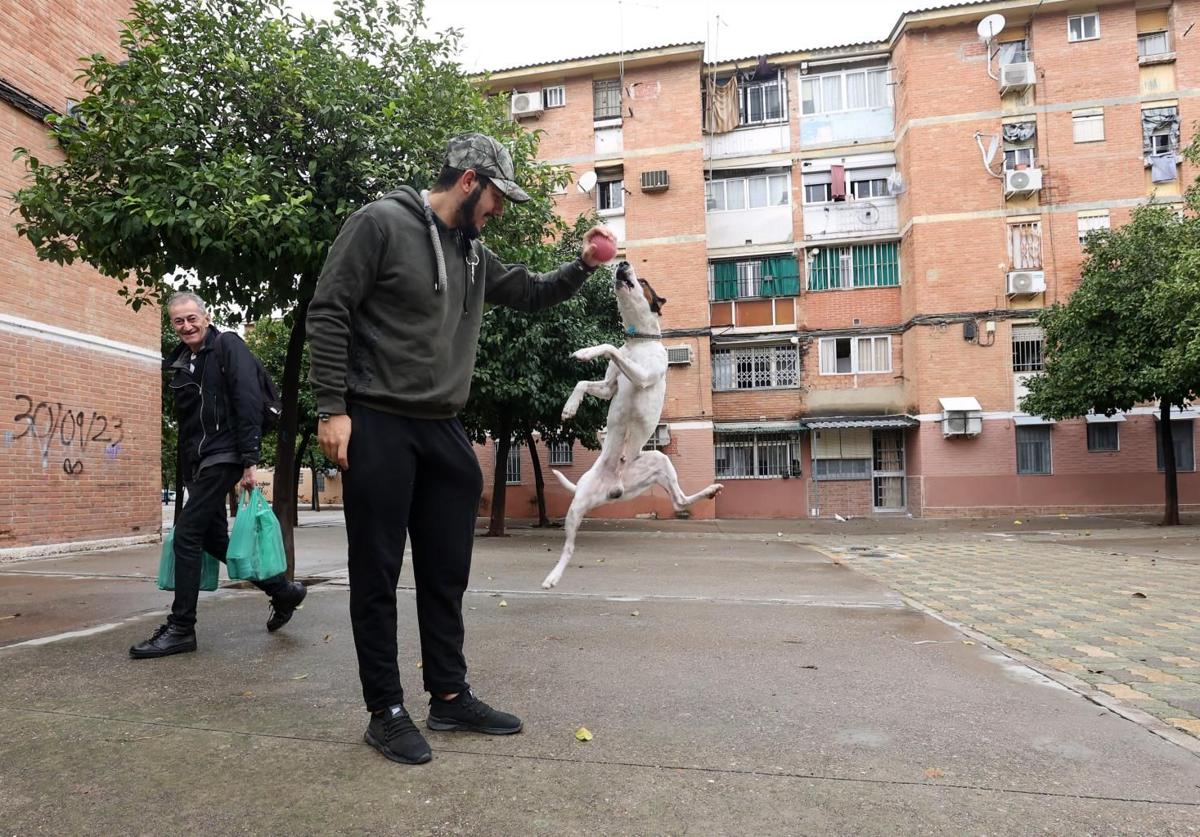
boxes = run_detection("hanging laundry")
[1150,153,1178,183]
[705,75,740,134]
[831,164,846,201]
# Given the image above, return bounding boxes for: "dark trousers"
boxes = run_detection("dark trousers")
[168,462,290,630]
[343,405,483,712]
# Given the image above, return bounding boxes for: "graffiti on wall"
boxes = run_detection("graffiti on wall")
[7,395,124,477]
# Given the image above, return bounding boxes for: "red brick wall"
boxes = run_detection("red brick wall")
[1,1,160,551]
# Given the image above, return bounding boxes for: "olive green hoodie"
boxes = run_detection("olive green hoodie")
[307,186,593,419]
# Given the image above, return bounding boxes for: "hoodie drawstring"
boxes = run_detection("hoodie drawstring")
[421,189,448,294]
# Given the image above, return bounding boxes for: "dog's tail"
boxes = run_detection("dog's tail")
[551,469,577,494]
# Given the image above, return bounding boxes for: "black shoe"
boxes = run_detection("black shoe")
[266,581,307,632]
[427,690,523,735]
[129,624,197,659]
[364,706,432,765]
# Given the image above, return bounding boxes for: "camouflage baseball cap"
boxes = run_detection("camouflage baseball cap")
[445,133,531,203]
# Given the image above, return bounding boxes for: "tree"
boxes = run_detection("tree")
[460,217,623,535]
[13,0,565,571]
[1020,203,1200,525]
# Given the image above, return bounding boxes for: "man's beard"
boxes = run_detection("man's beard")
[458,183,484,240]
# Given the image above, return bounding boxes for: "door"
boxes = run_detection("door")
[872,430,906,511]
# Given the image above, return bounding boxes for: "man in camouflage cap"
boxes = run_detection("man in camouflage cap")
[308,132,617,766]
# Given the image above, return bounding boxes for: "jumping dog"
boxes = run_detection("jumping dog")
[543,261,723,589]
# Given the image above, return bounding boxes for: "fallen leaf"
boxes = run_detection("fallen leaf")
[498,600,508,608]
[0,613,20,621]
[630,610,640,617]
[416,661,423,668]
[323,634,332,642]
[924,768,945,779]
[238,691,255,698]
[575,726,594,742]
[292,674,309,680]
[1013,520,1023,525]
[1132,592,1147,599]
[962,640,975,646]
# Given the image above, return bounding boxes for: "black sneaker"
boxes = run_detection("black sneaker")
[266,581,307,632]
[364,705,432,765]
[427,690,523,735]
[129,624,197,659]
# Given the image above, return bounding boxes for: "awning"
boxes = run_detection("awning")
[1013,414,1056,426]
[939,397,982,412]
[1154,408,1199,421]
[1084,412,1126,423]
[804,415,918,430]
[713,420,803,434]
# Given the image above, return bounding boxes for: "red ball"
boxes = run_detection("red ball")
[589,233,617,263]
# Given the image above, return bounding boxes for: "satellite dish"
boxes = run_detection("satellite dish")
[977,13,1006,42]
[577,170,597,194]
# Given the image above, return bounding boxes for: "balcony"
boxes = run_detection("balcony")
[802,197,898,243]
[704,123,790,161]
[800,107,893,148]
[706,205,792,249]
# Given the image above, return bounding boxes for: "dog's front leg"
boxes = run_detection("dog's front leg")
[573,345,657,389]
[561,363,619,421]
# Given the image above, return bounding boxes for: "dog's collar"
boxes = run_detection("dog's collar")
[624,327,662,340]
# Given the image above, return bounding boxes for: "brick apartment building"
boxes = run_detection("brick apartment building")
[1,1,161,554]
[480,0,1200,520]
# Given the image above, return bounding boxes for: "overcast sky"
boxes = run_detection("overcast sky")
[286,0,918,72]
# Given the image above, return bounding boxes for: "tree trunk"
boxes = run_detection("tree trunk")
[293,430,311,529]
[310,448,321,513]
[1160,399,1181,526]
[525,430,550,527]
[273,297,310,579]
[487,422,512,537]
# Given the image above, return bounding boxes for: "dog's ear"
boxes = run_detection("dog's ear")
[651,294,667,315]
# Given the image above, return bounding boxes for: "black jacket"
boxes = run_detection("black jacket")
[165,326,264,479]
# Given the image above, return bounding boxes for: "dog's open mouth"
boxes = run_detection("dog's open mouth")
[614,262,634,289]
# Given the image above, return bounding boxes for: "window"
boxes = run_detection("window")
[1157,421,1195,471]
[1016,426,1052,475]
[1073,110,1105,143]
[504,443,521,484]
[593,79,621,120]
[996,39,1029,65]
[740,76,785,125]
[818,335,892,375]
[1008,221,1043,270]
[808,242,901,290]
[1011,325,1044,372]
[1142,106,1180,157]
[1087,423,1119,452]
[804,182,832,204]
[1068,13,1100,42]
[850,178,888,199]
[598,179,624,212]
[709,256,800,300]
[801,67,889,115]
[1003,147,1036,170]
[714,432,801,479]
[812,428,872,481]
[1138,30,1170,58]
[543,85,566,108]
[1077,213,1110,247]
[549,441,573,466]
[711,345,799,390]
[705,172,790,211]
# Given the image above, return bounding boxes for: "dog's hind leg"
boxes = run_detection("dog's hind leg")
[639,451,724,510]
[542,474,602,589]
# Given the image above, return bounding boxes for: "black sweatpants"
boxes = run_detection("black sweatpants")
[342,404,483,712]
[168,462,290,630]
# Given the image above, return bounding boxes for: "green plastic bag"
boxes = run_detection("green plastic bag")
[157,527,220,591]
[226,488,288,581]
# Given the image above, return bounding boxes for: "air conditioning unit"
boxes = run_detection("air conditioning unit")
[1007,270,1046,295]
[510,91,544,119]
[666,346,692,365]
[998,61,1036,95]
[943,411,983,437]
[643,424,671,449]
[640,169,669,192]
[1004,167,1043,197]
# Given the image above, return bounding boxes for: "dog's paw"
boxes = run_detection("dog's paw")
[706,483,724,498]
[572,346,606,363]
[561,404,578,421]
[541,572,560,589]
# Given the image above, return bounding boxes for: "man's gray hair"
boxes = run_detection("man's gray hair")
[166,291,209,315]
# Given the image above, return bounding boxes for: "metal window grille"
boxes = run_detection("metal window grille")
[1008,222,1043,270]
[593,79,621,119]
[504,443,521,484]
[812,458,871,480]
[714,432,801,479]
[1086,423,1119,452]
[1077,214,1110,246]
[549,441,573,465]
[1011,325,1045,372]
[711,346,800,390]
[1016,426,1051,475]
[1138,31,1170,57]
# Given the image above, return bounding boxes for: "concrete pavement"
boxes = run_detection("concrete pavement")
[1,513,1199,834]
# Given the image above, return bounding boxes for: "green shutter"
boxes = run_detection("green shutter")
[777,256,800,295]
[881,241,899,286]
[759,258,778,297]
[809,249,835,291]
[852,244,874,287]
[713,261,738,300]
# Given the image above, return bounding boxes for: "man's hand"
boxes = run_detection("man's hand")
[581,225,618,268]
[240,465,256,491]
[318,414,352,471]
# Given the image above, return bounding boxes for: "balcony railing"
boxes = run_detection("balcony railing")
[802,197,898,243]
